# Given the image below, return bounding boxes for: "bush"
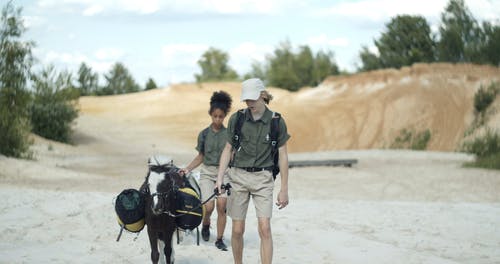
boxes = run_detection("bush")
[391,128,431,150]
[462,129,500,170]
[474,82,499,114]
[464,153,500,170]
[462,129,500,157]
[0,2,34,158]
[0,109,32,158]
[30,67,79,143]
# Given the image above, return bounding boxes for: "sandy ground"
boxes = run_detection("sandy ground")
[1,63,500,263]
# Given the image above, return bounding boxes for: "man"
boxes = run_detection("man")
[216,78,290,264]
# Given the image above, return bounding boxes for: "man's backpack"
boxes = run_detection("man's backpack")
[233,109,281,179]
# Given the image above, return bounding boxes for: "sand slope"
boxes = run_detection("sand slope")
[79,63,500,153]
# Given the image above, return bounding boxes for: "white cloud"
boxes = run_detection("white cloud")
[467,0,500,22]
[35,49,115,76]
[320,0,448,22]
[229,42,273,74]
[161,43,208,68]
[307,34,350,48]
[83,4,104,16]
[22,16,47,29]
[94,48,125,61]
[35,0,302,16]
[319,0,499,23]
[44,50,88,65]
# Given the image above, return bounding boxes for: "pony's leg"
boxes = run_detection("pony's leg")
[148,229,160,264]
[163,229,175,264]
[158,240,166,264]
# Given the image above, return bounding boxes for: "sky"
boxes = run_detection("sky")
[14,0,500,87]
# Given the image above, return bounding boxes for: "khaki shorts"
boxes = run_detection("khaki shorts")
[199,164,229,201]
[227,167,274,220]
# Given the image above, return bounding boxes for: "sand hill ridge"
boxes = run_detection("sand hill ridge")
[79,63,500,153]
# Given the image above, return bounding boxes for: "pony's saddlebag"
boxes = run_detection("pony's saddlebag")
[175,187,204,231]
[115,188,145,233]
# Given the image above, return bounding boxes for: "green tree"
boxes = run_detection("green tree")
[294,45,315,87]
[313,50,339,86]
[358,46,382,72]
[267,41,301,91]
[30,66,79,143]
[145,77,157,90]
[243,61,267,81]
[0,2,33,157]
[76,62,99,96]
[101,62,140,95]
[195,47,238,82]
[480,22,500,66]
[437,0,482,62]
[375,15,435,68]
[266,41,340,90]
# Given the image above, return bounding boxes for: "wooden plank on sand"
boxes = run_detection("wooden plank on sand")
[289,159,358,168]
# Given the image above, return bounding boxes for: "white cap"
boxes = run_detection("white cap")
[241,78,265,102]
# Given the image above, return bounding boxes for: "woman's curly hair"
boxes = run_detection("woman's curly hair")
[209,90,232,115]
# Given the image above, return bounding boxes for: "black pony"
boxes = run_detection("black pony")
[140,158,184,264]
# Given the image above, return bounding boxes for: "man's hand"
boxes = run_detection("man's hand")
[275,190,289,210]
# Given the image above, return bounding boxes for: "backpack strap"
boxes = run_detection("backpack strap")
[270,112,281,179]
[270,112,281,151]
[233,109,246,151]
[199,127,210,154]
[230,109,246,167]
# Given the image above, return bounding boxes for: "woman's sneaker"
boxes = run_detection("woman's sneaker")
[201,225,210,241]
[215,238,228,251]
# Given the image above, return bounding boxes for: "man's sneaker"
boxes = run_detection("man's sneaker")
[215,238,228,251]
[201,225,210,241]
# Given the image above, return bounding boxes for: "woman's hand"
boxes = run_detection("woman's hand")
[179,168,190,176]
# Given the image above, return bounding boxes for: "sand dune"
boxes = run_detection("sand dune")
[79,63,500,153]
[1,63,499,263]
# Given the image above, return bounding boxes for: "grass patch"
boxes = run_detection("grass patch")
[391,128,431,150]
[462,129,500,170]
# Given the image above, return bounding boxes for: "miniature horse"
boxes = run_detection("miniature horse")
[141,160,184,264]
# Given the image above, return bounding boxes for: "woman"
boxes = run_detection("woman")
[180,90,232,251]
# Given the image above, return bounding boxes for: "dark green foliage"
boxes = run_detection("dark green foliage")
[464,153,500,170]
[462,129,500,157]
[437,0,482,63]
[0,1,33,158]
[358,0,499,71]
[264,41,339,91]
[145,77,157,90]
[375,15,435,69]
[266,41,301,91]
[479,22,500,66]
[76,62,99,96]
[313,50,339,86]
[474,82,499,114]
[462,129,500,170]
[243,61,267,81]
[358,46,381,72]
[294,46,315,87]
[30,66,79,143]
[391,129,431,150]
[195,47,238,82]
[100,62,140,95]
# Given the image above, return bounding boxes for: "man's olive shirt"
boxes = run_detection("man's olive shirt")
[227,107,290,168]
